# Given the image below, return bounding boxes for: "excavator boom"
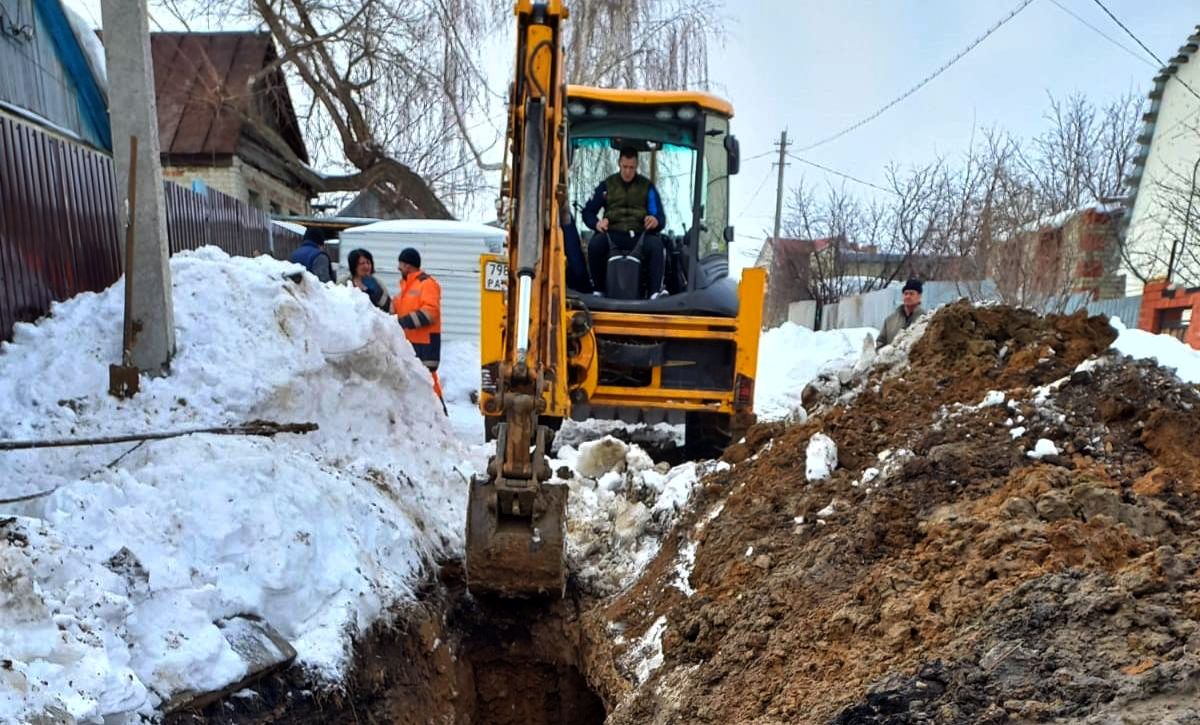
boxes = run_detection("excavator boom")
[465,0,570,597]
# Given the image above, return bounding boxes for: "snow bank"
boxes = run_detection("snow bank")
[1110,319,1200,384]
[0,248,469,722]
[754,323,874,420]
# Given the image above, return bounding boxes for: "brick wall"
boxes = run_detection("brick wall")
[161,157,310,216]
[1138,279,1200,350]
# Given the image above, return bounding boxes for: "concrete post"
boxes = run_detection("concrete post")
[102,0,175,373]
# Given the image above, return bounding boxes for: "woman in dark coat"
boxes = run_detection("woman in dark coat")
[345,248,391,311]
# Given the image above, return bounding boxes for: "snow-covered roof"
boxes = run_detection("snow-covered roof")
[346,219,507,239]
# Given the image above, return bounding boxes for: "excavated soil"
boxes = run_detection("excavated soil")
[167,564,606,724]
[583,302,1200,724]
[169,301,1200,724]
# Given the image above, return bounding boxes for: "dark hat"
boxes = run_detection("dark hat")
[302,226,326,244]
[398,247,421,268]
[902,279,923,294]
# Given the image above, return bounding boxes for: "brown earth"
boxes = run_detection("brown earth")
[582,302,1200,724]
[170,301,1200,725]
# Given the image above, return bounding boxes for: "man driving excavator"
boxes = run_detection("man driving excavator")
[581,146,668,299]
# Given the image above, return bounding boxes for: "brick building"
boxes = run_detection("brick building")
[1138,279,1199,350]
[150,32,315,215]
[994,205,1126,304]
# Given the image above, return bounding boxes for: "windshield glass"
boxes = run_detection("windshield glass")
[568,139,697,238]
[699,115,730,258]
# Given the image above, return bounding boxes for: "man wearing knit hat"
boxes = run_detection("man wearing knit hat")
[876,279,924,350]
[393,247,446,412]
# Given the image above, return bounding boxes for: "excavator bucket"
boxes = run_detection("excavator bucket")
[465,474,568,598]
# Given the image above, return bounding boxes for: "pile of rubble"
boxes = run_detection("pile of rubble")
[582,302,1200,724]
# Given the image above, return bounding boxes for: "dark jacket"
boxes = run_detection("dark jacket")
[290,240,333,283]
[876,304,924,349]
[356,275,391,311]
[581,173,665,233]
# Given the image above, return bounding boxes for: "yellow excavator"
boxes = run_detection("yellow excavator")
[466,0,765,597]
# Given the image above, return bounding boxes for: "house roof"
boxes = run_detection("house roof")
[1125,25,1200,205]
[150,32,308,163]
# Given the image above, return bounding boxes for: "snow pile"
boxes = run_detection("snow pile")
[1110,318,1200,384]
[1027,438,1061,459]
[0,248,469,722]
[755,323,875,420]
[551,436,705,594]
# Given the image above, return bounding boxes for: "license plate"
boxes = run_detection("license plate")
[484,261,508,292]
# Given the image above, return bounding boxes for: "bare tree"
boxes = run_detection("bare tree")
[777,92,1144,317]
[162,0,724,219]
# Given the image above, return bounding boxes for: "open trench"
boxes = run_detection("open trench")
[167,561,613,724]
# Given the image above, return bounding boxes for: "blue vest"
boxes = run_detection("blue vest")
[290,241,325,271]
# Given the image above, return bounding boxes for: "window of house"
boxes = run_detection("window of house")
[248,189,262,209]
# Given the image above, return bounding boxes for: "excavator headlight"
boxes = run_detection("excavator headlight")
[654,107,674,121]
[676,105,698,120]
[588,104,608,117]
[567,101,587,117]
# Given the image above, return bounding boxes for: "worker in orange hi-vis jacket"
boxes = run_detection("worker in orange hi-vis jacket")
[392,247,447,414]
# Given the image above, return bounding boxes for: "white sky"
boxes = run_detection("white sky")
[66,0,1197,256]
[711,0,1197,256]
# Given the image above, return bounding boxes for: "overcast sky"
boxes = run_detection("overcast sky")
[66,0,1196,261]
[712,0,1197,261]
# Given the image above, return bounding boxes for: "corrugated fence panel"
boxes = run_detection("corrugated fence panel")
[3,114,308,342]
[1,114,121,342]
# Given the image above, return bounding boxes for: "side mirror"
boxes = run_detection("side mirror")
[724,225,735,243]
[724,134,741,175]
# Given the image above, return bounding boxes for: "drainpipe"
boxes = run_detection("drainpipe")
[1167,153,1200,283]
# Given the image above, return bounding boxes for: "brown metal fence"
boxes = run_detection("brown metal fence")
[1,114,305,342]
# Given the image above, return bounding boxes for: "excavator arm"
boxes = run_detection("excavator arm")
[465,0,571,597]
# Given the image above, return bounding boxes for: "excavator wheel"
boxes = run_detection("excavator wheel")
[465,424,568,598]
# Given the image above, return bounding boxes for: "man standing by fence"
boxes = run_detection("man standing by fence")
[876,279,925,349]
[393,248,447,414]
[291,228,333,283]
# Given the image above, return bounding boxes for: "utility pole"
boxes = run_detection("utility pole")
[102,0,175,374]
[772,130,790,242]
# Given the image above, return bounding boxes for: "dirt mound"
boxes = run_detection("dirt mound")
[583,304,1200,724]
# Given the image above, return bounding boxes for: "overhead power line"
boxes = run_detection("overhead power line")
[796,0,1036,153]
[1046,0,1155,69]
[787,153,897,195]
[1088,0,1200,102]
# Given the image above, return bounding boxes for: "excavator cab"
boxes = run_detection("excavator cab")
[467,1,764,598]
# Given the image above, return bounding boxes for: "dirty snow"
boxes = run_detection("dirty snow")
[1110,318,1200,384]
[550,437,703,595]
[0,248,471,722]
[1027,438,1061,459]
[754,323,874,420]
[805,433,838,481]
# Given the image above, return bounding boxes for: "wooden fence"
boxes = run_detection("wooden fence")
[0,113,304,342]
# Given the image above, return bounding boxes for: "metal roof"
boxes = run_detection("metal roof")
[150,32,308,163]
[566,85,734,117]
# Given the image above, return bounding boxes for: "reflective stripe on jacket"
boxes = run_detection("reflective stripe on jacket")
[393,269,442,357]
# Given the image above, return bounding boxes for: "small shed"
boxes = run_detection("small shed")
[338,219,506,341]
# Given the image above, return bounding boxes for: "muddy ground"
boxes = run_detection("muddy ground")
[173,302,1200,724]
[586,302,1200,724]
